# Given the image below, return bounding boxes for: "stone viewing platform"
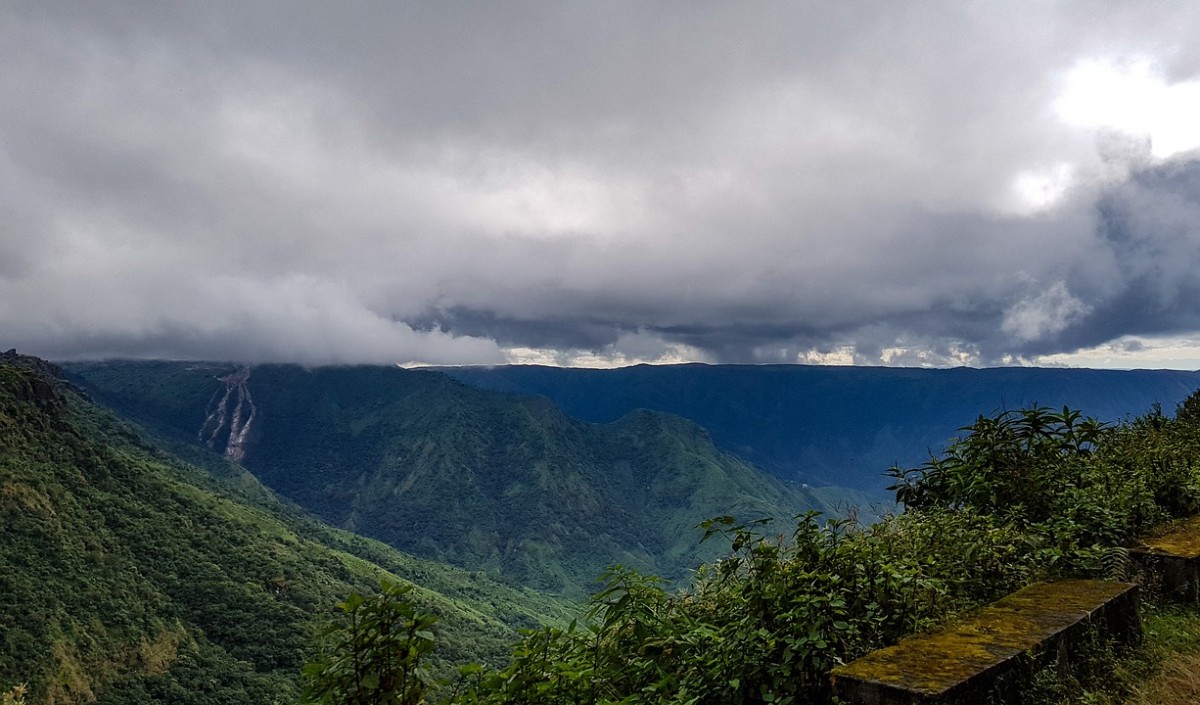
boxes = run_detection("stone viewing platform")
[829,580,1140,705]
[1132,514,1200,603]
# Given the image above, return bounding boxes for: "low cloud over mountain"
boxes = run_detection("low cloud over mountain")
[2,2,1198,366]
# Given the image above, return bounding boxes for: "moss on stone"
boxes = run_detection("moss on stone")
[1137,515,1200,559]
[831,580,1137,697]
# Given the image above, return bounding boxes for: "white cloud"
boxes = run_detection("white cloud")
[1008,163,1076,213]
[1056,56,1200,159]
[2,2,1200,368]
[500,330,710,368]
[1002,282,1092,343]
[796,347,857,366]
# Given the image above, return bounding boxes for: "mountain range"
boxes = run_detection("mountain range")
[63,361,828,595]
[439,363,1200,490]
[7,353,1200,704]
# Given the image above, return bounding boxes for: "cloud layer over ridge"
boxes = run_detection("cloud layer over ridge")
[2,2,1199,367]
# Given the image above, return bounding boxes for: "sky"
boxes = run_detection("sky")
[2,2,1200,369]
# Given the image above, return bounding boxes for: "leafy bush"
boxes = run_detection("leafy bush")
[885,405,1107,521]
[303,581,437,705]
[448,509,1039,704]
[888,399,1200,567]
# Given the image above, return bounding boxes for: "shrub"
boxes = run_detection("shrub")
[302,581,437,705]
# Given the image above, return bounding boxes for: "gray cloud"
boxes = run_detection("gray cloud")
[2,1,1199,366]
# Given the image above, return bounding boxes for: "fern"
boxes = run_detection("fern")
[1100,546,1132,582]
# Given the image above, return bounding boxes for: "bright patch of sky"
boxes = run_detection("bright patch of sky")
[1056,56,1200,159]
[499,331,711,368]
[1034,335,1200,370]
[1009,163,1076,214]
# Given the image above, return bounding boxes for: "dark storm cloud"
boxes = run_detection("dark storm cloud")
[1047,156,1200,348]
[1,1,1199,366]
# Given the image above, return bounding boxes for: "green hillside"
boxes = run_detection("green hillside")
[64,362,845,595]
[0,355,572,705]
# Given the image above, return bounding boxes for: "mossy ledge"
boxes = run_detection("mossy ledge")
[1132,515,1200,603]
[830,580,1141,705]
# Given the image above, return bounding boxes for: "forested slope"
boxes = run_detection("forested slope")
[0,355,570,705]
[66,362,834,595]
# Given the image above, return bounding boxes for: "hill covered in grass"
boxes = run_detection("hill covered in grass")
[0,354,572,705]
[65,361,839,596]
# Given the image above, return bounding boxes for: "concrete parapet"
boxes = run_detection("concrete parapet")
[830,580,1140,705]
[1132,515,1200,603]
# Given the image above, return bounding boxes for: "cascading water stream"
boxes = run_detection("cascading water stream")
[198,367,256,462]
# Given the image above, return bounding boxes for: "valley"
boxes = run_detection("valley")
[64,361,833,596]
[6,354,1200,704]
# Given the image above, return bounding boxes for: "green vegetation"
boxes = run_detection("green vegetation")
[303,581,438,705]
[0,356,572,705]
[887,403,1200,543]
[13,352,1200,703]
[66,361,843,596]
[1123,604,1200,704]
[343,394,1200,704]
[1044,602,1200,705]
